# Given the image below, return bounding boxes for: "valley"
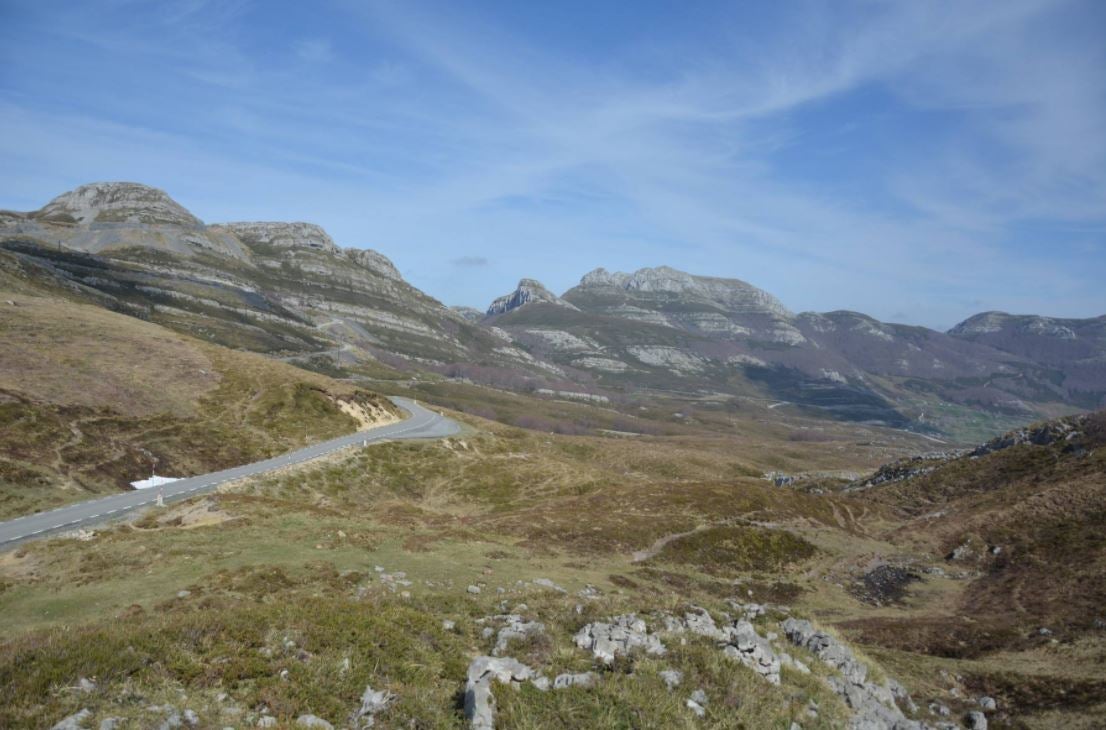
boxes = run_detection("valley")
[0,183,1103,729]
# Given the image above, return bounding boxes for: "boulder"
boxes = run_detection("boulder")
[573,614,667,663]
[51,710,92,730]
[723,620,781,684]
[490,615,545,656]
[553,672,597,689]
[295,715,333,729]
[355,684,395,726]
[464,656,535,730]
[781,617,926,730]
[660,669,683,690]
[965,711,988,730]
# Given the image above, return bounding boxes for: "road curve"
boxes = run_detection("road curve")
[0,397,458,549]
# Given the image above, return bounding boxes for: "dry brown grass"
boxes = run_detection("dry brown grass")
[0,290,398,519]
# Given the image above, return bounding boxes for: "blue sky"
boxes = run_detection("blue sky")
[1,0,1103,328]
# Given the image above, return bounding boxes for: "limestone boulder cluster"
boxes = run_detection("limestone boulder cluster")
[782,618,931,730]
[969,413,1086,457]
[573,614,668,664]
[663,607,783,684]
[477,613,546,656]
[724,620,783,685]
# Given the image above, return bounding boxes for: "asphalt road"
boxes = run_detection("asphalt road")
[0,397,458,549]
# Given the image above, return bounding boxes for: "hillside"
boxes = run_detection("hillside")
[0,252,399,519]
[0,183,534,379]
[5,183,1104,446]
[852,411,1106,650]
[487,270,1102,441]
[5,399,1103,726]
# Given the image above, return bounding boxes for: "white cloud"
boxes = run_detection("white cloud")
[1,0,1102,326]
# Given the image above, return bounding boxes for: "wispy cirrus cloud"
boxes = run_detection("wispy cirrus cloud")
[0,0,1102,327]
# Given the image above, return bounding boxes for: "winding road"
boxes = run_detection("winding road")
[0,397,458,549]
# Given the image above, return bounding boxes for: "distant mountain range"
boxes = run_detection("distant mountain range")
[4,182,1103,440]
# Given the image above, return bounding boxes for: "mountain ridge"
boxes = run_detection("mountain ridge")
[4,181,1104,440]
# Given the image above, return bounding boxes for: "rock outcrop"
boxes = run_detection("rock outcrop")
[782,618,926,729]
[723,620,782,685]
[663,609,782,684]
[353,684,395,727]
[1,182,250,260]
[486,279,578,316]
[577,266,792,318]
[217,221,340,253]
[33,182,202,227]
[463,656,536,730]
[573,614,667,663]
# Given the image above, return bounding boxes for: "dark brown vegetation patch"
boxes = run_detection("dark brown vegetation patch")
[648,525,817,576]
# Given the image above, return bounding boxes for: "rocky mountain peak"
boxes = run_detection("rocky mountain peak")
[450,305,485,322]
[218,221,340,253]
[487,278,578,317]
[32,182,202,227]
[949,311,1083,341]
[346,248,401,281]
[948,311,1012,337]
[577,265,792,317]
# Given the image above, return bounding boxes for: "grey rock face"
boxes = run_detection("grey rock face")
[34,182,202,227]
[553,672,597,689]
[577,265,792,318]
[681,607,730,642]
[3,182,250,260]
[451,306,486,322]
[723,620,782,685]
[464,656,536,730]
[220,222,339,253]
[573,614,667,664]
[295,715,334,729]
[488,614,546,656]
[51,709,92,730]
[965,711,987,730]
[346,248,402,280]
[257,717,278,728]
[970,414,1086,457]
[487,279,578,316]
[781,618,925,730]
